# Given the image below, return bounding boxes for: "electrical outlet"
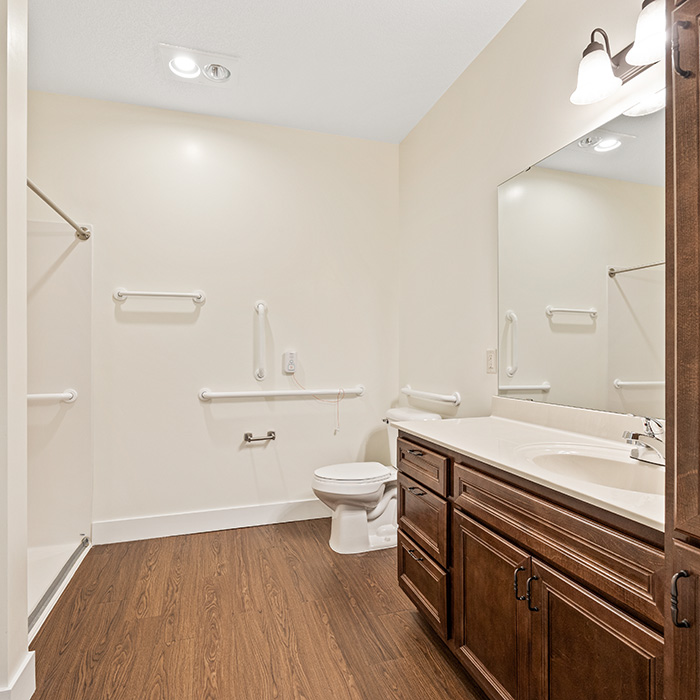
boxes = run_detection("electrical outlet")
[486,348,498,374]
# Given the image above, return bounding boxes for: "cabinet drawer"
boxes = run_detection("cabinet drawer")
[397,438,448,496]
[397,531,448,639]
[453,462,665,629]
[398,473,448,567]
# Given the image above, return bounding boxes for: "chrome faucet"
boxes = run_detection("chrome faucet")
[623,417,665,467]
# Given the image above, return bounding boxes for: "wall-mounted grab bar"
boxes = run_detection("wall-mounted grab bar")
[545,306,597,319]
[613,379,665,389]
[27,179,91,241]
[401,385,461,405]
[499,383,551,393]
[113,288,205,303]
[505,310,518,377]
[608,261,665,278]
[244,431,276,443]
[199,385,365,401]
[254,301,267,381]
[27,389,78,403]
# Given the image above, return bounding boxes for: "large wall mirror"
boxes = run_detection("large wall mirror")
[498,107,664,418]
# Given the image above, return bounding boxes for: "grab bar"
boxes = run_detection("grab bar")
[254,301,267,381]
[401,385,461,405]
[608,261,665,278]
[613,379,665,389]
[27,179,91,241]
[27,389,77,403]
[199,385,365,401]
[505,310,518,377]
[113,288,205,303]
[545,306,597,319]
[499,383,551,393]
[244,431,276,443]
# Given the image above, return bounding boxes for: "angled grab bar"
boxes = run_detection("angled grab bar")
[401,385,461,406]
[27,179,91,241]
[505,310,518,377]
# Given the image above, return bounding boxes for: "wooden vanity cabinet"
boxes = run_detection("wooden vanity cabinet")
[397,431,665,700]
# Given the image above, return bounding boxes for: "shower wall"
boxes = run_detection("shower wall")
[28,91,400,543]
[27,220,92,612]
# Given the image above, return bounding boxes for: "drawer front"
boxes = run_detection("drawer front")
[397,437,448,496]
[398,473,448,567]
[453,462,665,629]
[397,531,448,639]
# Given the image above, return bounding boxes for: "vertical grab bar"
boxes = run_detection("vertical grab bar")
[254,301,267,381]
[506,310,518,377]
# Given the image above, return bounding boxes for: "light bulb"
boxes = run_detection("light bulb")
[627,0,666,66]
[169,56,201,79]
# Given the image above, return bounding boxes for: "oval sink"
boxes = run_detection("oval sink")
[514,443,664,496]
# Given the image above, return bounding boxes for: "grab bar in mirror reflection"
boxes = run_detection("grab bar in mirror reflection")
[27,389,78,403]
[505,310,518,377]
[613,380,665,389]
[545,306,597,318]
[401,385,461,405]
[499,383,551,393]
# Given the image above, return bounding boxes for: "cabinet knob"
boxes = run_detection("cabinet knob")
[671,570,691,628]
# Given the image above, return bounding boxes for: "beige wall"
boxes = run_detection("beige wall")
[28,92,399,536]
[398,0,665,418]
[498,167,664,415]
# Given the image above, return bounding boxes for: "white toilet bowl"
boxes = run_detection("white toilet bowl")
[313,407,442,554]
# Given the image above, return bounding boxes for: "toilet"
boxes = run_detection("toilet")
[312,407,442,554]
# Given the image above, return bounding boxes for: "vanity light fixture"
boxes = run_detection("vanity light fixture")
[570,29,622,105]
[626,0,666,66]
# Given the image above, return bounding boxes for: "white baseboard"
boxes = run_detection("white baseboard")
[92,498,332,545]
[0,652,35,700]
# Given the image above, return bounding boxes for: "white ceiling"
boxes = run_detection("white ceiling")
[28,0,526,143]
[538,108,665,187]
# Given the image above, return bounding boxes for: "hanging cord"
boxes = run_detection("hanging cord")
[293,375,345,433]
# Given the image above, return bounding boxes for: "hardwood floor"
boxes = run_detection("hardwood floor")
[30,518,485,700]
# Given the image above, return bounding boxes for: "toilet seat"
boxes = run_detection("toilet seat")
[314,462,392,484]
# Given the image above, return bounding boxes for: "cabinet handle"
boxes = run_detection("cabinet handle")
[526,575,539,612]
[514,565,527,601]
[407,449,425,457]
[408,486,427,496]
[671,570,691,628]
[673,20,693,79]
[407,549,424,562]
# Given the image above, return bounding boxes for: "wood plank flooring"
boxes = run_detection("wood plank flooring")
[30,518,485,700]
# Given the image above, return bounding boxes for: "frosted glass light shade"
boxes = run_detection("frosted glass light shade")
[627,0,666,66]
[570,47,623,105]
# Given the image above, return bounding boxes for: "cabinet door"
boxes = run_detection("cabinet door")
[672,0,700,539]
[667,540,700,700]
[529,560,663,700]
[453,510,531,700]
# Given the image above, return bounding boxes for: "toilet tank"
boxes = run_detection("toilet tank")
[385,407,442,467]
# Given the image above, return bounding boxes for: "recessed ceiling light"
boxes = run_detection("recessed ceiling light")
[169,56,201,79]
[594,137,622,153]
[204,63,231,83]
[578,135,602,149]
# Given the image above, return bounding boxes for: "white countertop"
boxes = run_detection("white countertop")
[396,415,664,532]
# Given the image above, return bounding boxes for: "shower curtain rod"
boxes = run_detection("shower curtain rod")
[608,261,665,278]
[26,179,91,240]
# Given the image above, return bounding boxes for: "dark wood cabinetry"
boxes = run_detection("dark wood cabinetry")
[397,431,665,700]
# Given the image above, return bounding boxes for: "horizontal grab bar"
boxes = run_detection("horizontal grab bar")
[499,383,551,393]
[199,385,365,401]
[401,385,461,406]
[244,431,276,443]
[113,288,205,303]
[613,379,665,389]
[27,389,77,403]
[545,306,597,318]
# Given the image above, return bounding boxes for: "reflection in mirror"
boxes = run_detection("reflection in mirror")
[498,108,664,418]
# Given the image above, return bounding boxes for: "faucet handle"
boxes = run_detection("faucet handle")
[622,430,638,441]
[643,417,664,438]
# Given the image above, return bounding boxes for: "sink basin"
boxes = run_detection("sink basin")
[514,443,664,496]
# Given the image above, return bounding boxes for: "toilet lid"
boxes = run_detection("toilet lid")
[314,462,392,483]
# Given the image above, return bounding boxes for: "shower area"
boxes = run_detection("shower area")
[27,181,93,638]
